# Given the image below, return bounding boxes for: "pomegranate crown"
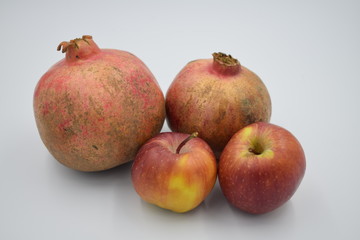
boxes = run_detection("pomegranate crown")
[212,52,239,67]
[57,35,93,53]
[212,52,241,75]
[56,35,100,61]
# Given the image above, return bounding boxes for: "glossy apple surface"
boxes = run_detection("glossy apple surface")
[219,122,306,214]
[131,132,217,213]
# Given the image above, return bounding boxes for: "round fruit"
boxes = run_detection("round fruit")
[165,52,271,156]
[219,122,306,214]
[131,132,217,213]
[34,35,165,171]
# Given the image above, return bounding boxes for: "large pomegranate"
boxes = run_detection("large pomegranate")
[34,35,165,172]
[165,53,271,156]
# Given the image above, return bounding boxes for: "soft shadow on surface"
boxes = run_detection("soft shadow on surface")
[228,199,295,220]
[47,154,133,187]
[203,179,297,231]
[139,197,204,217]
[203,180,229,212]
[226,201,297,237]
[48,152,296,231]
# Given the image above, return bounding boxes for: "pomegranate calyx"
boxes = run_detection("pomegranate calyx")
[57,35,93,53]
[212,52,241,75]
[57,35,100,62]
[212,52,239,66]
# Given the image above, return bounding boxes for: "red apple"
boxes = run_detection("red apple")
[218,122,306,214]
[131,132,217,213]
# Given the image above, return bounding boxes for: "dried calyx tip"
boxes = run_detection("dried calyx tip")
[193,132,199,137]
[212,52,239,66]
[57,35,93,53]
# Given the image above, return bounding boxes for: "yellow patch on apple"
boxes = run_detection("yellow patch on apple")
[167,173,201,213]
[261,149,274,158]
[241,126,253,141]
[177,154,189,167]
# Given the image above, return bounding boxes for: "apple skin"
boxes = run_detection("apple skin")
[131,132,217,213]
[218,122,306,214]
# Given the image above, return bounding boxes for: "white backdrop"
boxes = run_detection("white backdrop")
[1,0,359,239]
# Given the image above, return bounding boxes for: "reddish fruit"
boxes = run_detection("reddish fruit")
[166,53,271,156]
[34,35,165,172]
[131,132,217,213]
[219,122,306,214]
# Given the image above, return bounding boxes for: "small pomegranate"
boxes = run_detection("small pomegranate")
[34,35,165,171]
[165,53,271,156]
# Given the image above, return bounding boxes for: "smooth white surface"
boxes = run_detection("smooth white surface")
[1,0,360,239]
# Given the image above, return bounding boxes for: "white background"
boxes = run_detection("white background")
[1,0,359,239]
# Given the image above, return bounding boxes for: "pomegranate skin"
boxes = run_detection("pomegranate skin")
[165,53,271,156]
[34,36,165,172]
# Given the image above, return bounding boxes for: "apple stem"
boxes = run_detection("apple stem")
[248,147,262,155]
[248,148,257,154]
[176,132,199,154]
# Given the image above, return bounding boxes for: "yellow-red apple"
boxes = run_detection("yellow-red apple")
[219,122,306,214]
[131,132,217,213]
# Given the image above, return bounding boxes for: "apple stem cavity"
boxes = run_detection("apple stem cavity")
[248,148,260,155]
[176,132,199,154]
[248,141,264,155]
